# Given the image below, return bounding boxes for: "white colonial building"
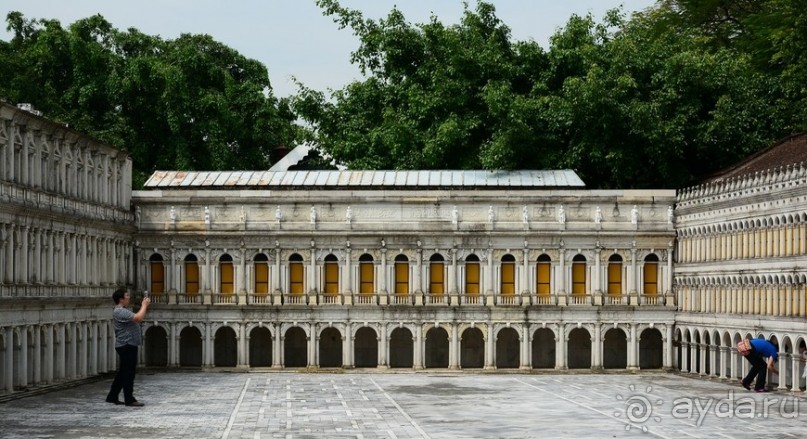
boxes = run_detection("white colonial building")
[0,102,134,396]
[0,100,805,399]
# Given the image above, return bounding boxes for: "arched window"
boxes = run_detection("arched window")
[536,254,551,295]
[324,254,339,295]
[254,253,269,295]
[395,254,409,294]
[643,254,659,295]
[359,254,374,294]
[220,254,234,294]
[572,255,586,295]
[465,254,480,295]
[149,254,164,296]
[608,254,623,295]
[184,254,199,295]
[500,254,516,295]
[429,254,444,295]
[289,253,304,295]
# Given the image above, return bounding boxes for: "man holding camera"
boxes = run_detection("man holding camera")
[106,288,150,407]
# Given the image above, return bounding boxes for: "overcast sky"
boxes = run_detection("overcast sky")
[1,0,657,99]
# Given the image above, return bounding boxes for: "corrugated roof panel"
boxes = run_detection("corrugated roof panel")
[235,172,253,186]
[291,172,307,186]
[372,171,385,186]
[325,172,339,186]
[142,170,586,188]
[247,172,263,186]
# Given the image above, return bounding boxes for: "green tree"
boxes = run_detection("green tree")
[0,13,297,187]
[295,0,800,188]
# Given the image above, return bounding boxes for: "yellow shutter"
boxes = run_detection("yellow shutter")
[360,262,374,294]
[430,262,444,294]
[465,263,480,295]
[395,262,409,294]
[536,262,550,295]
[501,262,515,295]
[150,262,164,295]
[643,262,658,295]
[290,262,303,295]
[255,263,269,295]
[185,263,199,295]
[608,263,622,295]
[572,262,586,295]
[325,262,339,294]
[220,263,234,294]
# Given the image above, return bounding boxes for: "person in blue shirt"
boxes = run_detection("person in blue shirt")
[741,338,779,393]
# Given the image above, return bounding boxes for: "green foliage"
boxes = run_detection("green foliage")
[0,13,296,188]
[296,0,803,188]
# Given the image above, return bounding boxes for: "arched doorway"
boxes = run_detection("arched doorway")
[389,328,413,368]
[284,327,307,368]
[425,327,449,368]
[567,328,592,369]
[249,327,272,367]
[532,328,555,368]
[319,327,343,368]
[214,326,237,367]
[144,326,168,367]
[496,328,520,369]
[603,328,627,369]
[639,328,663,369]
[179,326,203,367]
[354,327,378,368]
[461,328,484,369]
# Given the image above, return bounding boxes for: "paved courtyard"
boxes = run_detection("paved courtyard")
[1,371,806,438]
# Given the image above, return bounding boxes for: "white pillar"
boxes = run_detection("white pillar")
[5,327,14,392]
[449,323,458,369]
[414,325,423,369]
[485,324,495,370]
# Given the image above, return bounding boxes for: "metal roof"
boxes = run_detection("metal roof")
[143,170,586,189]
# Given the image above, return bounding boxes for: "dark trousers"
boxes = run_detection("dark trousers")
[107,345,138,403]
[742,348,768,390]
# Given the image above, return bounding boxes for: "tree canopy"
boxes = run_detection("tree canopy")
[0,13,297,188]
[293,0,805,188]
[2,2,804,189]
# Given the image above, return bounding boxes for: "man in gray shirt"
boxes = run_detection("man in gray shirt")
[106,288,150,406]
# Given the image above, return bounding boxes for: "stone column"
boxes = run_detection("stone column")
[522,247,529,294]
[343,322,353,368]
[20,225,29,284]
[273,248,282,293]
[520,324,530,370]
[309,247,316,294]
[238,324,247,367]
[557,248,566,294]
[4,224,14,283]
[4,327,13,392]
[32,325,41,385]
[629,325,640,369]
[204,324,212,367]
[32,228,41,284]
[56,324,66,380]
[18,327,28,388]
[272,324,282,368]
[485,324,495,370]
[414,324,424,370]
[791,353,800,391]
[380,248,388,294]
[308,324,317,369]
[414,248,423,294]
[777,348,788,391]
[718,346,727,379]
[44,325,54,384]
[448,248,457,294]
[556,325,567,369]
[664,326,673,369]
[680,342,689,373]
[378,324,388,369]
[592,325,602,369]
[485,248,494,296]
[448,323,459,369]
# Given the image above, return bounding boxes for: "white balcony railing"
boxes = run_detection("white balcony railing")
[461,294,483,305]
[568,294,591,305]
[390,294,412,305]
[354,294,376,305]
[425,294,448,305]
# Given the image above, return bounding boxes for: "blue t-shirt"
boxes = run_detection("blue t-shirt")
[749,338,778,360]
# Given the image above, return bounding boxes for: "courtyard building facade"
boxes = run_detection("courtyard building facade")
[0,100,805,398]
